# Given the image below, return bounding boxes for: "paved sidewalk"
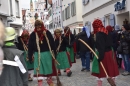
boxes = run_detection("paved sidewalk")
[29,59,130,86]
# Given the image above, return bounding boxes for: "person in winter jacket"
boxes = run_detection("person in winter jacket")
[120,24,130,76]
[0,27,28,86]
[76,26,91,71]
[0,21,6,75]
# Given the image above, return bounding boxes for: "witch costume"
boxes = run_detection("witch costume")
[64,26,76,64]
[91,19,119,86]
[15,30,34,81]
[54,29,72,77]
[28,20,57,86]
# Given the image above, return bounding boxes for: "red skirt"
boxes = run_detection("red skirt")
[34,59,57,77]
[92,50,119,78]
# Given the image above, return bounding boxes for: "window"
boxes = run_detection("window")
[105,15,110,26]
[15,0,20,17]
[65,6,70,20]
[71,1,76,17]
[65,8,67,20]
[68,6,70,18]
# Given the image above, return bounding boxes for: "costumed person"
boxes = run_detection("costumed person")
[0,27,28,86]
[54,28,72,77]
[0,21,6,75]
[15,30,34,81]
[76,26,91,72]
[91,19,119,86]
[64,26,75,64]
[28,19,57,86]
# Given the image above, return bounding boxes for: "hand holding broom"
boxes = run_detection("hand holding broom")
[43,31,62,86]
[78,39,116,86]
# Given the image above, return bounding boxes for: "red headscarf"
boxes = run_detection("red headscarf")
[64,26,71,37]
[21,30,29,44]
[106,25,113,32]
[92,19,108,34]
[34,20,47,41]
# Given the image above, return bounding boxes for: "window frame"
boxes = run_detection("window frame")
[15,0,20,18]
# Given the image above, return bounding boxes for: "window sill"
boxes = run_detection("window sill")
[16,16,20,18]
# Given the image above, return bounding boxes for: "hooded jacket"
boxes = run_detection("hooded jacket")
[76,31,91,52]
[0,45,28,86]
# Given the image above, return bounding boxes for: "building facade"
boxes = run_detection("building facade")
[62,0,83,34]
[0,0,23,35]
[82,0,129,32]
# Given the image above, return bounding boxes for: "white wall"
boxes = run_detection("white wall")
[0,0,10,16]
[83,0,130,29]
[82,0,112,16]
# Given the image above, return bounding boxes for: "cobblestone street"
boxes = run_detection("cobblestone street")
[29,59,130,86]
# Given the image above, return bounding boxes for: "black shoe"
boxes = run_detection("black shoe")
[64,70,66,72]
[86,69,90,72]
[81,68,86,71]
[67,71,72,77]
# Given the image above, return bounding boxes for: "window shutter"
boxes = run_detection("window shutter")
[71,2,73,16]
[74,1,76,15]
[102,17,105,26]
[109,14,115,27]
[88,22,91,32]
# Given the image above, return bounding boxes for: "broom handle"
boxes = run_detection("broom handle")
[20,38,28,51]
[43,31,60,65]
[78,39,109,77]
[20,38,35,61]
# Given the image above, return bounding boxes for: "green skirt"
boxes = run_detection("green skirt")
[34,51,52,75]
[23,51,34,70]
[66,47,75,63]
[56,51,70,69]
[92,51,99,73]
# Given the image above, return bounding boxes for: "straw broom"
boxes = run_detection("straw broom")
[43,31,62,86]
[78,39,116,86]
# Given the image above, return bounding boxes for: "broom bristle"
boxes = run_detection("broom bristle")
[57,76,62,86]
[107,78,116,86]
